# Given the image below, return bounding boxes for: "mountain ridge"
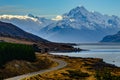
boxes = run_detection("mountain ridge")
[0,21,49,42]
[101,31,120,42]
[0,6,120,42]
[39,6,120,42]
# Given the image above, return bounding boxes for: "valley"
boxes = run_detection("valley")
[0,1,120,80]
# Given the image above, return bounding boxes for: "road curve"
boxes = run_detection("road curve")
[5,59,67,80]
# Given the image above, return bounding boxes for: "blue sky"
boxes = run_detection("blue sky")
[0,0,120,18]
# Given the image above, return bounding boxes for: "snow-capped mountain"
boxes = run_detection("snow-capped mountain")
[0,14,54,36]
[28,14,54,28]
[39,6,120,43]
[0,6,120,43]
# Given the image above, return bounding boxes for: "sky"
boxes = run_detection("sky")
[0,0,120,18]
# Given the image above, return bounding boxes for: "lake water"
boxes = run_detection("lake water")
[51,43,120,67]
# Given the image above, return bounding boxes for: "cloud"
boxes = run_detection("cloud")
[0,15,39,22]
[52,15,63,21]
[0,14,44,34]
[0,14,54,36]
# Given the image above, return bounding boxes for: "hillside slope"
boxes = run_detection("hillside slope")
[0,21,48,42]
[101,31,120,42]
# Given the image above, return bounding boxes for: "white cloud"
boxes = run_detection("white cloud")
[0,15,44,35]
[52,15,63,21]
[0,15,39,22]
[0,14,54,36]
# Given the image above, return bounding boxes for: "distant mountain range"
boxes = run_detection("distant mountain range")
[0,15,54,36]
[101,31,120,42]
[0,21,48,42]
[0,6,120,43]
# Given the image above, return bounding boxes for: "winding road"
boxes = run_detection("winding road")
[5,59,67,80]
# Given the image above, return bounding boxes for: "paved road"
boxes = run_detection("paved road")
[5,59,67,80]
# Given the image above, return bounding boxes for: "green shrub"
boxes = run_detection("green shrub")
[0,42,36,66]
[95,68,120,80]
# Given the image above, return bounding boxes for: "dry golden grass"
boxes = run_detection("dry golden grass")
[0,53,58,79]
[0,37,34,45]
[24,55,120,80]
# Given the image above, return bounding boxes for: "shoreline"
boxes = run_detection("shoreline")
[1,53,120,80]
[50,54,118,68]
[50,52,120,68]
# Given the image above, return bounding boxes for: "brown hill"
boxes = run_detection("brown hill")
[0,21,48,43]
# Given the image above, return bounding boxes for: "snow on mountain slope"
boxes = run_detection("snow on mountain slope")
[0,6,120,43]
[61,6,120,29]
[28,14,54,28]
[39,6,120,43]
[0,14,54,36]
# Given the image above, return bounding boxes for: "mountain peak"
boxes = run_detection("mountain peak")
[72,6,87,13]
[64,6,89,18]
[27,14,35,18]
[75,6,86,10]
[27,14,46,19]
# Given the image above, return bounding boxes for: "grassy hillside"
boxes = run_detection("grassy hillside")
[0,54,57,79]
[23,55,120,80]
